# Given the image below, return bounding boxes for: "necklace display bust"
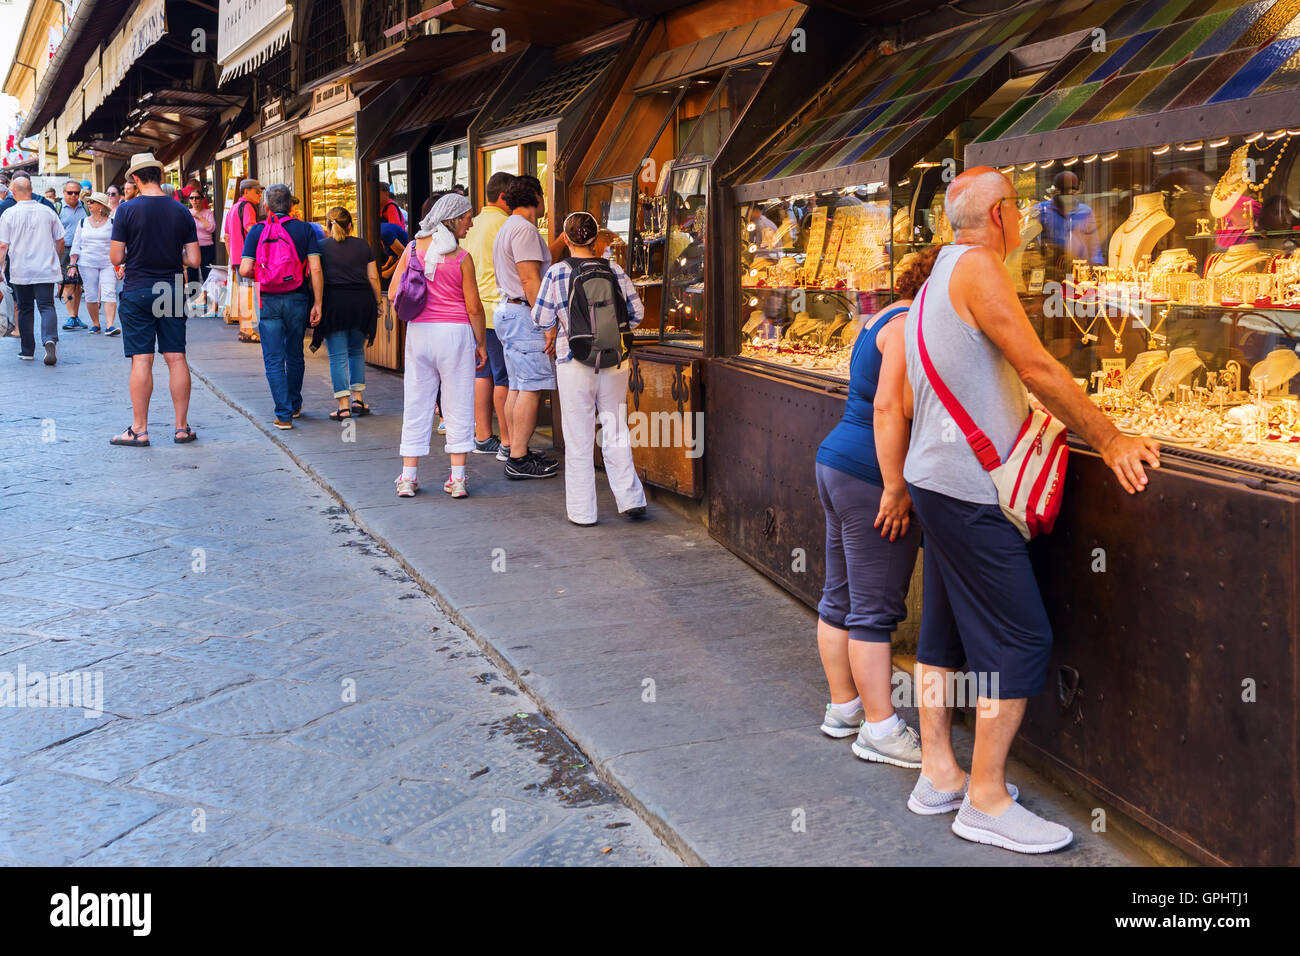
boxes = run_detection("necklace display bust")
[1109,193,1174,269]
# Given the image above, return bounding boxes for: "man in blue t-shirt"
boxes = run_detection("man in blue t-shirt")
[108,152,201,448]
[240,183,323,429]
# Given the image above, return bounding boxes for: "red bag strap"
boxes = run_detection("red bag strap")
[915,279,1002,471]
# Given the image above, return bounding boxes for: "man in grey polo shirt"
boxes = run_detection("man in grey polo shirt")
[56,180,88,330]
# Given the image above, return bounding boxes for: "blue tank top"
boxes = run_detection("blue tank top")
[816,304,909,487]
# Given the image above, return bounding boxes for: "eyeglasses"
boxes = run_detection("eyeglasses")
[65,189,80,195]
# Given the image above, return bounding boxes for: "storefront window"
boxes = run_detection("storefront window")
[738,186,892,380]
[678,64,766,165]
[220,151,248,204]
[662,166,707,345]
[484,145,519,180]
[1003,135,1300,476]
[590,90,682,182]
[375,155,408,216]
[430,142,469,193]
[305,125,357,227]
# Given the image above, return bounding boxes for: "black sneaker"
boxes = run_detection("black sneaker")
[623,506,648,520]
[529,451,560,472]
[505,455,559,479]
[43,342,56,366]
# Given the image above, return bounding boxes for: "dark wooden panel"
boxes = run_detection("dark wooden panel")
[626,350,705,498]
[1022,449,1300,866]
[706,360,845,607]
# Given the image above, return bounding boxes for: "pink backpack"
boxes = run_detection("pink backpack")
[254,214,306,294]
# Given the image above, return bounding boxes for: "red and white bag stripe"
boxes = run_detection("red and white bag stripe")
[915,280,1068,540]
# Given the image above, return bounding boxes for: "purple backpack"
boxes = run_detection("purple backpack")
[393,247,427,323]
[254,214,306,294]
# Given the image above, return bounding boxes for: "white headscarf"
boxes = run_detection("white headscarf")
[416,192,473,278]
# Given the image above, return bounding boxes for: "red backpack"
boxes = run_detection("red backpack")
[254,213,306,294]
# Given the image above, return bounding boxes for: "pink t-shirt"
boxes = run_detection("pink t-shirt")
[410,245,470,323]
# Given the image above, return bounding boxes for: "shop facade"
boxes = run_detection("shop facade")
[686,0,1300,866]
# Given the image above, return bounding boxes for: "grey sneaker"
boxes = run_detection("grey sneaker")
[819,703,863,739]
[908,774,1020,815]
[851,719,922,768]
[474,435,502,455]
[951,795,1073,853]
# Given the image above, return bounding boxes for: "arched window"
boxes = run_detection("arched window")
[304,0,350,83]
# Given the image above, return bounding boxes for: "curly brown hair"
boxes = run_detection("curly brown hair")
[894,245,941,300]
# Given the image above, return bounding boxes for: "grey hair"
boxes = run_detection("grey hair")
[944,169,1012,232]
[265,183,293,214]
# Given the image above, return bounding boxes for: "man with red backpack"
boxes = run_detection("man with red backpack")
[224,179,263,342]
[239,183,323,429]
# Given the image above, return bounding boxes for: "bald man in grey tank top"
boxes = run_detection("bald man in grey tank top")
[900,167,1160,854]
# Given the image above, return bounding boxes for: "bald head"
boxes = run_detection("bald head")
[945,166,1014,232]
[10,178,31,199]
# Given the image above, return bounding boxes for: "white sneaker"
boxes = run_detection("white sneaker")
[444,475,468,498]
[396,475,418,497]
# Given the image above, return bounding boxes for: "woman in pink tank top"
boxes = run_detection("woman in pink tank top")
[389,192,488,499]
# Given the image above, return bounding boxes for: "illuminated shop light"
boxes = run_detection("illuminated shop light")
[1021,162,1037,170]
[1289,129,1300,137]
[1083,152,1101,162]
[1209,138,1230,148]
[1245,131,1264,143]
[1177,141,1203,151]
[749,297,758,306]
[1101,152,1119,162]
[1267,129,1287,140]
[1040,158,1055,169]
[999,165,1013,174]
[1062,156,1079,166]
[1150,145,1170,155]
[895,178,910,187]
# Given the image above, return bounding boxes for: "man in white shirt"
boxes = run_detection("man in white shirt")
[0,177,65,365]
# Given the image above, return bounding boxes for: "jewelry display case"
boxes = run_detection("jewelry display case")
[992,138,1300,479]
[586,63,767,349]
[737,187,891,381]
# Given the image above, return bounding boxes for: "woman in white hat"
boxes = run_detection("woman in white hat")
[69,191,120,336]
[389,191,487,499]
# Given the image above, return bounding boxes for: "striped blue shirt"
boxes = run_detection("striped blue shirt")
[531,256,643,364]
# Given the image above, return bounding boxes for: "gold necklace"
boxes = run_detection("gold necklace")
[1068,305,1100,344]
[1100,299,1127,353]
[1119,205,1164,234]
[1213,146,1249,206]
[1248,137,1289,192]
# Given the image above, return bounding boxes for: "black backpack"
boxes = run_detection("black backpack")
[566,258,632,370]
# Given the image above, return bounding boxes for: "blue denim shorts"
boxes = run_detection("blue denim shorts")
[494,301,555,391]
[119,286,186,356]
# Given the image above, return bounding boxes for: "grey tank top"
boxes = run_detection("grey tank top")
[903,244,1028,504]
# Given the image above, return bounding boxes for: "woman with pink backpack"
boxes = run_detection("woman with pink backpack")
[389,192,487,499]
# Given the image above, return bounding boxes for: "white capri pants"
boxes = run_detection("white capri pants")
[399,321,477,457]
[556,360,646,524]
[80,264,118,305]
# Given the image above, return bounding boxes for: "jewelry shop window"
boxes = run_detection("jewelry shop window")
[305,125,357,228]
[739,185,892,382]
[1001,135,1300,477]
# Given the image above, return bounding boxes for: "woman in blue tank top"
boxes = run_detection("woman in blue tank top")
[813,246,940,768]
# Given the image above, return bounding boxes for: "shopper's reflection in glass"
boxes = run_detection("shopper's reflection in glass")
[1037,171,1102,267]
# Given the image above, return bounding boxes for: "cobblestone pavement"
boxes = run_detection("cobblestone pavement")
[0,316,678,866]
